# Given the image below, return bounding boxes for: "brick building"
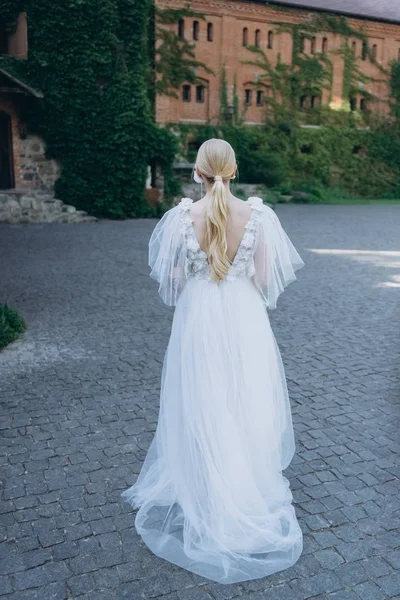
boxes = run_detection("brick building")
[156,0,400,125]
[0,13,59,191]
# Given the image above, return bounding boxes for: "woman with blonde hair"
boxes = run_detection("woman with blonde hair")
[122,138,304,584]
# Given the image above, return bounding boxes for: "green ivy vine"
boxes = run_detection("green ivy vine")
[0,0,178,218]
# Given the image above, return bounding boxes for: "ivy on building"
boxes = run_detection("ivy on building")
[245,13,386,124]
[0,0,178,218]
[154,5,213,100]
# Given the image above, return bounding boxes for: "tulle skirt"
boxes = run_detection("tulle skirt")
[121,277,303,584]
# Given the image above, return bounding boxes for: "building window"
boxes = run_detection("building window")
[310,37,316,54]
[182,85,191,102]
[362,41,367,60]
[352,41,357,54]
[193,21,199,41]
[178,19,185,39]
[256,90,264,106]
[196,85,205,103]
[310,95,319,108]
[360,98,367,111]
[268,30,273,49]
[300,95,307,109]
[300,35,305,52]
[242,27,248,46]
[255,29,260,48]
[322,37,328,53]
[398,48,400,61]
[349,96,357,111]
[244,89,252,106]
[372,44,377,60]
[207,22,213,42]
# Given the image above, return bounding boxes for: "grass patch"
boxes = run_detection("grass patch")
[0,304,27,349]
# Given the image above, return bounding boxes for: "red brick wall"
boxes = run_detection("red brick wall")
[156,0,400,124]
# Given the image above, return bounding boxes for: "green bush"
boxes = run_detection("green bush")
[174,122,400,200]
[0,304,27,349]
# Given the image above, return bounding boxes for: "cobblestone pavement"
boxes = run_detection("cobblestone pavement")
[1,205,399,600]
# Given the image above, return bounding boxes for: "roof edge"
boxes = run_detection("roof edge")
[0,66,44,98]
[263,1,400,25]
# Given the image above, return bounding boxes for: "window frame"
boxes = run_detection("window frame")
[178,18,185,39]
[193,20,199,41]
[182,84,191,102]
[244,89,252,106]
[195,84,205,103]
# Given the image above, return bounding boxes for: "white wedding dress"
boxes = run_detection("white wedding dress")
[122,196,305,584]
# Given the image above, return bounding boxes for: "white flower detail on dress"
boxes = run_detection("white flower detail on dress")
[186,237,199,252]
[180,197,193,209]
[247,196,264,210]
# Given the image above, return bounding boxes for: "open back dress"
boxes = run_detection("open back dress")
[121,196,305,584]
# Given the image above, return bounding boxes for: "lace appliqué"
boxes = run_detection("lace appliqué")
[178,198,209,280]
[178,196,264,282]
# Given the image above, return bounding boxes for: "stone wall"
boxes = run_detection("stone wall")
[0,190,96,224]
[18,135,60,192]
[0,97,60,192]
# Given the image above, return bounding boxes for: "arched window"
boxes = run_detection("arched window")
[182,85,191,102]
[242,27,248,47]
[310,37,316,54]
[244,89,252,106]
[207,22,213,42]
[255,29,260,48]
[352,41,357,54]
[193,21,199,41]
[196,85,205,103]
[268,30,273,49]
[372,44,377,60]
[361,41,367,61]
[178,19,184,39]
[256,90,264,106]
[322,37,328,53]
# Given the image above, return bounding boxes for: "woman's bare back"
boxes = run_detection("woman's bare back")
[190,195,252,263]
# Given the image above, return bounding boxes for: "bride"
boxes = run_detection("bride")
[122,138,304,584]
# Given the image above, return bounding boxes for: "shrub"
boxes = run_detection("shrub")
[0,304,27,349]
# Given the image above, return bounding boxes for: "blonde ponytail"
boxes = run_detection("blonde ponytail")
[205,177,229,280]
[195,139,236,281]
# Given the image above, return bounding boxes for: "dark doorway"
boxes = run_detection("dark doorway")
[0,111,14,189]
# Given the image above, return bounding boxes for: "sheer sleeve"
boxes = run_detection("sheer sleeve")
[149,206,186,306]
[252,202,304,309]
